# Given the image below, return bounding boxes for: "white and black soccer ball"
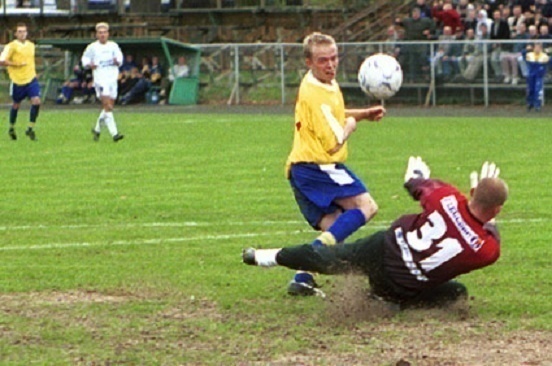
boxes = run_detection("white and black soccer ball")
[357,53,403,100]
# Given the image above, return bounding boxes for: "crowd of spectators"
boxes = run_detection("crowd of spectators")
[57,53,190,105]
[390,0,552,84]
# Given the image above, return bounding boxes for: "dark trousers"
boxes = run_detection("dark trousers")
[527,74,544,108]
[277,231,467,307]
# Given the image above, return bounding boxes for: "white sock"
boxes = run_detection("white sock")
[94,110,106,132]
[254,249,281,267]
[103,112,118,136]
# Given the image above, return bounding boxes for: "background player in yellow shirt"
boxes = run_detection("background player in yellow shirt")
[0,22,41,141]
[285,32,386,296]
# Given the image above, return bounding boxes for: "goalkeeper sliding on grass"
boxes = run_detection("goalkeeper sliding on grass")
[243,157,508,309]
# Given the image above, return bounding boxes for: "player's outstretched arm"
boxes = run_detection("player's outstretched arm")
[404,156,431,183]
[469,161,503,225]
[345,105,386,122]
[469,161,500,196]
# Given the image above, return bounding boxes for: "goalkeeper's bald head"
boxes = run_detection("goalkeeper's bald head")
[472,177,508,211]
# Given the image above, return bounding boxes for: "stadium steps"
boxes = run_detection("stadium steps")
[1,4,412,44]
[328,0,412,42]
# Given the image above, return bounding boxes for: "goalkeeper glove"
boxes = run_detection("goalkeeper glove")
[404,156,431,183]
[470,161,500,194]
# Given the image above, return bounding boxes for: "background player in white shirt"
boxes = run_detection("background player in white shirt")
[81,22,124,142]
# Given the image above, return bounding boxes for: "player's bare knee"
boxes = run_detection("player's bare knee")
[360,195,378,222]
[362,201,378,222]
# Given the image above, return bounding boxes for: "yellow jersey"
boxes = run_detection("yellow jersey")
[285,71,347,176]
[526,51,550,63]
[0,40,37,85]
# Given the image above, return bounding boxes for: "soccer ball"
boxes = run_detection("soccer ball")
[357,53,403,100]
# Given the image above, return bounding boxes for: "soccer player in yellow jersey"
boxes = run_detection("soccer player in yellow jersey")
[285,32,386,296]
[0,23,41,141]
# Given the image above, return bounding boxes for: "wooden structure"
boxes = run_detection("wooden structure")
[0,1,411,44]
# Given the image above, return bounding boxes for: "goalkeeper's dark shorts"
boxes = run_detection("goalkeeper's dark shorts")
[276,230,467,307]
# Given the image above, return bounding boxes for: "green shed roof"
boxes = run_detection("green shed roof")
[37,37,200,56]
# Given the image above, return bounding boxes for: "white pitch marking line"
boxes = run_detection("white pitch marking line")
[0,218,545,252]
[0,230,313,252]
[0,220,308,231]
[0,218,543,232]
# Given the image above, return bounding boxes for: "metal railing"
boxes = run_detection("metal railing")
[37,39,552,106]
[195,39,552,106]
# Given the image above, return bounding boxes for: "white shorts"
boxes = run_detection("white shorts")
[94,80,118,100]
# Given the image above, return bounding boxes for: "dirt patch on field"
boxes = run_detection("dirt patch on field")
[1,289,550,365]
[324,275,402,323]
[271,325,552,366]
[313,275,552,366]
[0,290,132,307]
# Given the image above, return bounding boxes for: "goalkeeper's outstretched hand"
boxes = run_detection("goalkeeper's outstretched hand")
[404,156,431,183]
[470,161,500,195]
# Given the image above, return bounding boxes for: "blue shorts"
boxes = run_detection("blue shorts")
[289,163,368,229]
[10,78,41,103]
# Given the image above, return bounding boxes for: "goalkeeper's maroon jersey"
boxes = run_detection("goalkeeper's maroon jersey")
[383,178,501,292]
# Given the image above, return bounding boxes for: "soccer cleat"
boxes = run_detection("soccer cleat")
[25,129,36,141]
[242,247,280,267]
[113,134,124,142]
[287,280,326,298]
[242,248,256,265]
[8,128,16,140]
[287,277,326,298]
[91,129,100,141]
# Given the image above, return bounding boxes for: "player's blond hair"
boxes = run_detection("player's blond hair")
[302,32,336,59]
[95,22,109,31]
[473,178,509,210]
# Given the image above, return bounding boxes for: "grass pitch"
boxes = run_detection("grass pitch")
[0,106,550,365]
